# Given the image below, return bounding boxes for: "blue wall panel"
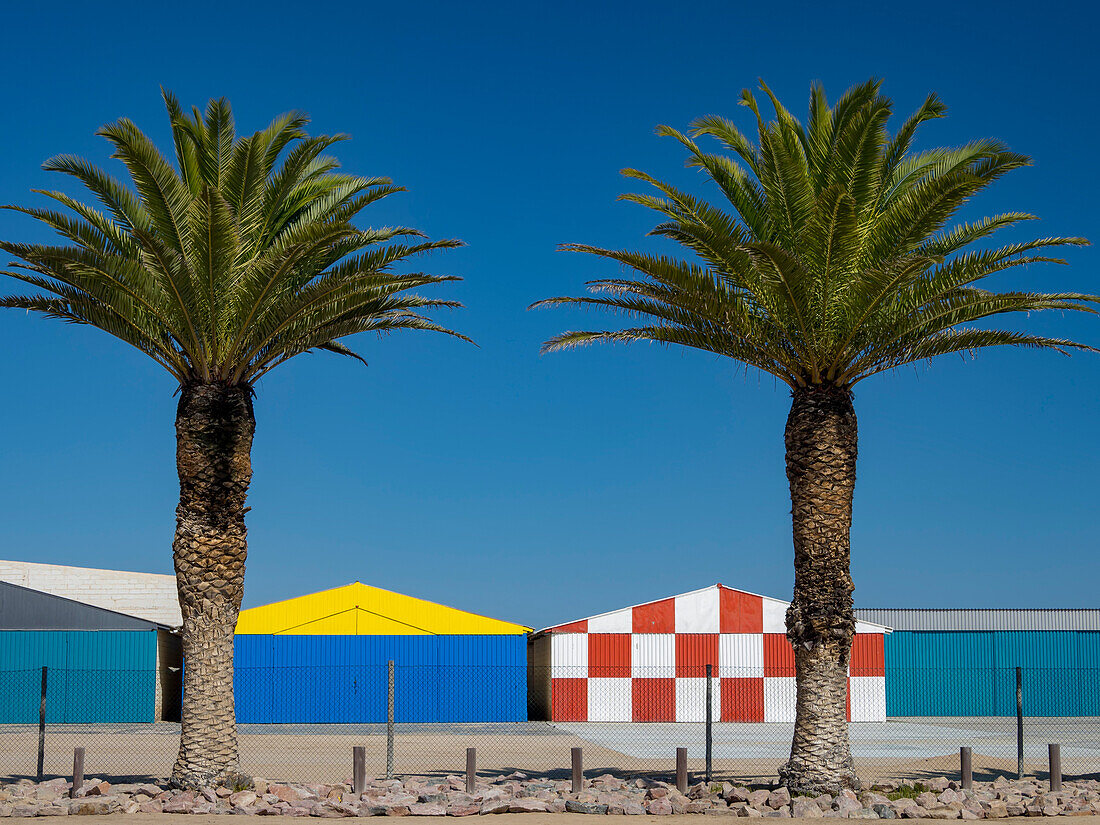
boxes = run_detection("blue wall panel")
[0,631,156,723]
[235,635,526,723]
[883,630,1100,717]
[884,631,994,716]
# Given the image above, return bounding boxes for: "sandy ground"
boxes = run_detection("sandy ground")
[3,721,1095,785]
[45,817,1100,825]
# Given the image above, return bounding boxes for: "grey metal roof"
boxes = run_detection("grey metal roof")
[0,580,167,631]
[854,608,1100,632]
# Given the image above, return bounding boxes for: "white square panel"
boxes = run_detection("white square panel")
[550,633,587,678]
[588,678,632,722]
[718,633,764,678]
[762,598,788,633]
[849,676,886,722]
[674,587,720,633]
[588,608,633,634]
[631,633,675,678]
[675,677,720,722]
[763,676,796,722]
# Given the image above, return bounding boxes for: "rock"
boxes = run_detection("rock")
[916,794,940,809]
[928,780,950,793]
[768,788,792,808]
[138,802,163,814]
[564,800,607,814]
[793,800,824,818]
[849,810,880,819]
[269,785,300,804]
[748,790,772,808]
[926,810,959,819]
[688,800,717,814]
[478,801,509,815]
[873,804,897,819]
[383,805,410,817]
[763,806,790,818]
[11,804,39,817]
[507,799,548,813]
[835,797,863,817]
[647,798,673,815]
[67,797,119,816]
[231,791,258,808]
[648,787,670,800]
[623,801,646,815]
[409,802,446,816]
[726,787,752,803]
[162,797,194,814]
[444,804,479,817]
[738,806,763,817]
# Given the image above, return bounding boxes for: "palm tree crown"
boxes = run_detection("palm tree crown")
[1,91,466,385]
[536,80,1095,384]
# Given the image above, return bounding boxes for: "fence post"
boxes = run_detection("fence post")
[571,747,583,793]
[71,747,84,799]
[705,663,713,784]
[1016,666,1024,780]
[353,746,366,796]
[676,747,688,794]
[960,747,972,791]
[466,748,476,793]
[1048,744,1061,791]
[36,666,47,782]
[386,660,395,780]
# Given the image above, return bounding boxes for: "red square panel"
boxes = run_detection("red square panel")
[719,588,763,633]
[675,634,719,677]
[633,598,675,633]
[588,634,631,678]
[763,634,795,677]
[721,677,764,722]
[551,678,587,721]
[850,634,884,677]
[632,678,675,721]
[552,620,588,634]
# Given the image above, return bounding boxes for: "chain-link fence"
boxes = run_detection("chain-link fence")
[1,665,1097,786]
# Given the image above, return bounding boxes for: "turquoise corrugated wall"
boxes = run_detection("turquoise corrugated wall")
[885,631,1100,716]
[0,631,157,723]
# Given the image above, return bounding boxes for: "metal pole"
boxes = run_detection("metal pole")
[1048,744,1061,791]
[960,747,972,791]
[675,747,688,794]
[353,746,366,796]
[571,747,583,793]
[36,666,47,782]
[466,748,476,793]
[386,660,395,780]
[1016,666,1024,780]
[705,663,713,784]
[71,747,84,799]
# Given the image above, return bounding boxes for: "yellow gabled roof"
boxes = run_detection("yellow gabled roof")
[236,582,531,636]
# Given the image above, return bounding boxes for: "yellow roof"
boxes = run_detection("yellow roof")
[236,582,531,635]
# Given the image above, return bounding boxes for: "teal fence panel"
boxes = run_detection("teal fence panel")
[0,631,157,723]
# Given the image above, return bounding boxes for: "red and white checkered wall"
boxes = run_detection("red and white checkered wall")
[539,585,886,723]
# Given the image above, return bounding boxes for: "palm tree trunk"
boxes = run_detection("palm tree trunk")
[171,382,254,788]
[777,384,860,795]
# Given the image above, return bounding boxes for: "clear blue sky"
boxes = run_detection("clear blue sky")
[0,0,1095,630]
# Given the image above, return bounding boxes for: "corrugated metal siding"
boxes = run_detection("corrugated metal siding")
[0,630,156,723]
[234,635,525,723]
[856,609,1100,632]
[884,632,995,715]
[883,630,1100,716]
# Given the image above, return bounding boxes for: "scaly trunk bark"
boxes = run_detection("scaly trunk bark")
[171,382,254,788]
[778,383,860,795]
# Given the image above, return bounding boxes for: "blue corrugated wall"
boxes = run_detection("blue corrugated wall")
[234,635,526,723]
[0,631,157,722]
[885,631,1100,716]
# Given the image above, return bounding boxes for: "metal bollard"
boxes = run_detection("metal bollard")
[353,746,366,796]
[71,747,84,799]
[676,747,688,794]
[466,748,476,794]
[571,747,583,793]
[1049,744,1061,791]
[960,747,972,791]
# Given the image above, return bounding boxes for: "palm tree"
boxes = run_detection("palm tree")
[0,93,466,787]
[534,80,1095,794]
